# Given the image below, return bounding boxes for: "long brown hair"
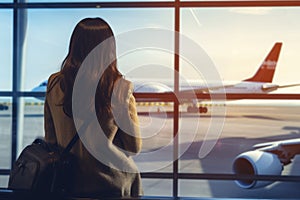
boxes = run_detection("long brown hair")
[60,17,122,117]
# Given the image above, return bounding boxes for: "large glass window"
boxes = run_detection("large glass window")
[24,8,174,91]
[136,103,174,173]
[0,10,12,91]
[143,179,173,196]
[1,1,300,198]
[181,7,300,94]
[0,176,9,188]
[178,7,300,198]
[0,97,11,169]
[20,97,44,150]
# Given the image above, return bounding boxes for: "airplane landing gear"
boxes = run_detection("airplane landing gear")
[187,105,198,113]
[199,106,208,113]
[187,105,208,113]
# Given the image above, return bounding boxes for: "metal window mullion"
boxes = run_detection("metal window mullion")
[2,1,300,9]
[11,0,27,167]
[0,170,11,175]
[173,0,180,197]
[181,1,300,7]
[11,1,19,168]
[141,172,300,182]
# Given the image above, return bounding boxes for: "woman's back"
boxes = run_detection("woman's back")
[44,71,142,197]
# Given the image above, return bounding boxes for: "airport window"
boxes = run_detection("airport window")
[1,0,300,198]
[178,5,300,177]
[20,97,44,149]
[0,97,12,170]
[24,8,174,91]
[180,7,300,89]
[0,176,9,189]
[143,179,173,196]
[0,10,13,91]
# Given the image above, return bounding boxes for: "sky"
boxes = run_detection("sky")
[1,5,300,94]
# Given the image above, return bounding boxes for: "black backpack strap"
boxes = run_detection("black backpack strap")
[62,119,92,156]
[62,134,79,155]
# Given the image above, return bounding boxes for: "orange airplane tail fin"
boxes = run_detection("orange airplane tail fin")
[245,42,282,83]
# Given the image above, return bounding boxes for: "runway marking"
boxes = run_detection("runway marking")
[1,102,226,107]
[136,102,226,107]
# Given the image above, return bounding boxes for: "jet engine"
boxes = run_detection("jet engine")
[261,83,279,92]
[232,150,283,189]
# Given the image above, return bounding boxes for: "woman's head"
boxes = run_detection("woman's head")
[64,17,116,70]
[61,17,122,117]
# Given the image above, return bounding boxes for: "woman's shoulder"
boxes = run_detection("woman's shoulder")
[48,72,62,83]
[112,77,134,104]
[47,72,63,92]
[117,77,133,90]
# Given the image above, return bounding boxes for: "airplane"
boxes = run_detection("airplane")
[32,42,300,113]
[232,138,300,189]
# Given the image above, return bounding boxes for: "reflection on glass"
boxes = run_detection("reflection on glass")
[178,102,227,174]
[136,103,174,173]
[181,7,300,94]
[0,10,12,90]
[120,50,174,82]
[178,102,300,179]
[0,98,11,169]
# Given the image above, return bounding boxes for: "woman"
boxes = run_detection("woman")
[44,17,143,197]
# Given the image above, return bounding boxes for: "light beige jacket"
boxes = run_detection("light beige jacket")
[44,72,143,197]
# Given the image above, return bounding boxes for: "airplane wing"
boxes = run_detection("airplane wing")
[253,138,300,164]
[184,82,300,94]
[233,138,300,189]
[277,83,300,89]
[262,83,300,92]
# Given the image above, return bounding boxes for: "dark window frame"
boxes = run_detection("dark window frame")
[1,0,300,197]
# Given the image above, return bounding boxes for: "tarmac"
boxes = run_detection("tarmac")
[0,101,300,198]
